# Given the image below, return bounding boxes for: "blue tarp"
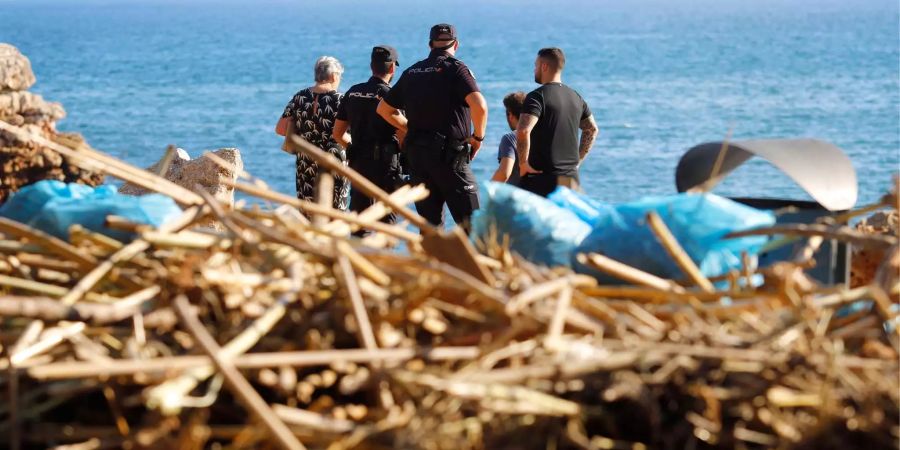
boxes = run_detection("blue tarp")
[470,182,591,268]
[547,186,614,227]
[562,188,776,280]
[474,184,775,282]
[0,180,182,242]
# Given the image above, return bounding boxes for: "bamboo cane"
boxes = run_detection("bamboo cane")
[173,295,306,450]
[27,346,481,380]
[645,211,715,293]
[0,121,203,206]
[577,253,687,293]
[0,218,96,270]
[224,179,422,243]
[727,223,897,248]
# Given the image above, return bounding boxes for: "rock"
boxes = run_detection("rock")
[0,44,36,92]
[120,147,243,231]
[0,44,103,204]
[1,132,104,204]
[120,147,243,208]
[0,90,66,128]
[124,146,192,182]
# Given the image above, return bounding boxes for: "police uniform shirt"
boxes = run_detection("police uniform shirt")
[336,77,396,160]
[382,49,479,141]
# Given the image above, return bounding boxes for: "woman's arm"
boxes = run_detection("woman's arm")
[275,117,290,136]
[281,120,296,153]
[333,119,351,148]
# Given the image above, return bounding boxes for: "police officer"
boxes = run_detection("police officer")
[376,23,488,230]
[333,45,404,229]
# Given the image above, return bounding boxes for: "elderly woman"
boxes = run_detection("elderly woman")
[276,56,349,211]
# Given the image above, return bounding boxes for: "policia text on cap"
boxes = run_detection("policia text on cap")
[376,23,488,231]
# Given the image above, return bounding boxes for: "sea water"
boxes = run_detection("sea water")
[2,0,898,205]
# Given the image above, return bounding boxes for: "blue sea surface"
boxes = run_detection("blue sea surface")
[2,0,898,206]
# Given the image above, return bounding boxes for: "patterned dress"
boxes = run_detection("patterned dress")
[282,88,350,211]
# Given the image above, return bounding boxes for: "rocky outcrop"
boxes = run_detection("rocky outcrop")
[0,43,103,203]
[0,44,36,92]
[120,146,243,208]
[0,91,66,127]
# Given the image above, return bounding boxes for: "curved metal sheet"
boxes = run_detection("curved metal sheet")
[675,138,857,211]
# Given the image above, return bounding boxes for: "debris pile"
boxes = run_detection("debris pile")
[0,127,896,450]
[0,42,897,450]
[0,44,104,203]
[852,207,899,288]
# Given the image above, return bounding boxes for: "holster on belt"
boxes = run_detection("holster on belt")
[370,141,403,190]
[349,141,398,163]
[444,140,470,171]
[409,131,470,171]
[374,141,400,162]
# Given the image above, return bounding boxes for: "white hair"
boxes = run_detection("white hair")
[314,56,344,83]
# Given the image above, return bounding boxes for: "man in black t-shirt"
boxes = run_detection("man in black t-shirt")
[333,45,403,229]
[376,24,488,230]
[516,47,598,197]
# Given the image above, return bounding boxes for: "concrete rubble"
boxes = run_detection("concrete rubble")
[119,146,243,208]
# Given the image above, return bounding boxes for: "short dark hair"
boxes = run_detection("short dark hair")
[503,91,526,118]
[371,61,392,77]
[537,47,565,71]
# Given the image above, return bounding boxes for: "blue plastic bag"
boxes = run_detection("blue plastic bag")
[470,182,591,268]
[0,180,183,242]
[573,192,775,281]
[548,186,613,226]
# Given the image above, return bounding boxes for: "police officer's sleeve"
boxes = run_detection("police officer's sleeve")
[377,84,391,99]
[382,74,405,109]
[453,63,480,99]
[522,90,543,118]
[336,93,349,121]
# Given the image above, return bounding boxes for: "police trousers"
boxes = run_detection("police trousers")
[406,133,479,229]
[348,145,404,229]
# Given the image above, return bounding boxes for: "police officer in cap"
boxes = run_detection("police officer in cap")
[376,23,488,230]
[333,45,404,230]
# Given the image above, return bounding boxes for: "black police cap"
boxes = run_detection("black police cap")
[372,45,399,66]
[429,23,456,41]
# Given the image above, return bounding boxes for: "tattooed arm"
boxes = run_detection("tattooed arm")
[516,113,541,176]
[578,114,598,162]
